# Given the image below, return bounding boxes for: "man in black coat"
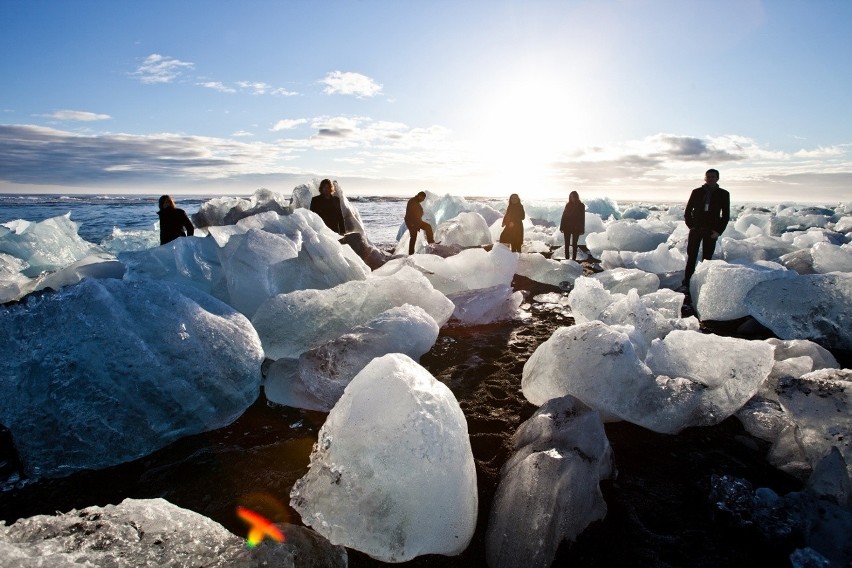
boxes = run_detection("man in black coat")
[683,169,730,286]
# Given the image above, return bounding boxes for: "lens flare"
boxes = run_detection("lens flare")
[236,506,285,548]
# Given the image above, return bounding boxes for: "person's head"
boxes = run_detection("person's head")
[705,169,720,185]
[509,193,521,205]
[569,190,580,203]
[158,195,175,210]
[319,178,335,197]
[416,191,427,202]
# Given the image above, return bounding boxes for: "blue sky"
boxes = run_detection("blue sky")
[1,0,850,202]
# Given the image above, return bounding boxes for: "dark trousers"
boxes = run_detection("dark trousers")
[407,221,434,255]
[566,232,581,260]
[684,227,718,283]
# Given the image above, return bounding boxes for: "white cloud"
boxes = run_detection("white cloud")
[199,81,237,93]
[271,118,308,131]
[232,130,254,137]
[44,110,111,122]
[132,54,194,84]
[321,71,383,97]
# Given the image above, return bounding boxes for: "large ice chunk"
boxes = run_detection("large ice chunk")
[516,253,583,288]
[292,304,440,410]
[604,219,670,252]
[521,322,775,434]
[611,243,686,274]
[745,273,852,350]
[447,284,523,325]
[0,279,263,478]
[253,266,454,359]
[590,267,660,296]
[486,396,614,568]
[691,260,797,321]
[0,497,346,567]
[776,370,852,481]
[0,214,104,277]
[192,188,292,227]
[121,235,225,298]
[290,354,477,562]
[375,245,517,296]
[811,242,852,273]
[434,211,493,247]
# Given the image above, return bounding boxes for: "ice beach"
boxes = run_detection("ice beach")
[1,186,851,566]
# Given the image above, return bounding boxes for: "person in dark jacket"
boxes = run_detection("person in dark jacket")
[499,194,525,252]
[404,191,436,255]
[560,190,585,261]
[158,195,194,245]
[310,178,346,235]
[683,169,730,286]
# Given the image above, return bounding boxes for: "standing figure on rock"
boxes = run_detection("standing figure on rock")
[310,178,346,235]
[499,193,525,252]
[683,169,730,287]
[560,190,585,261]
[404,191,436,255]
[158,195,195,246]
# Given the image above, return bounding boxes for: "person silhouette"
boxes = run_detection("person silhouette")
[560,190,585,261]
[404,191,436,255]
[682,169,730,287]
[499,194,525,252]
[157,195,195,245]
[309,178,346,235]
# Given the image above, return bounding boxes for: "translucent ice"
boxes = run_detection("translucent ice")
[745,273,852,350]
[811,242,852,273]
[0,213,104,277]
[0,497,346,567]
[486,396,614,568]
[290,354,477,562]
[522,322,775,434]
[776,370,852,480]
[604,219,670,252]
[192,187,292,227]
[615,243,686,274]
[0,278,263,478]
[516,252,583,287]
[294,305,440,410]
[691,260,797,321]
[376,245,517,296]
[448,284,523,325]
[434,211,493,248]
[121,234,226,299]
[590,267,660,296]
[253,266,454,359]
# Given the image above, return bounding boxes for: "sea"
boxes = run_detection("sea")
[0,193,416,250]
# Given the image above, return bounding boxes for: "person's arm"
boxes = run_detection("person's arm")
[684,190,697,229]
[715,190,731,236]
[181,210,195,236]
[519,205,525,221]
[335,199,346,235]
[560,205,569,232]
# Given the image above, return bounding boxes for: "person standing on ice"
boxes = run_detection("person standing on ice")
[404,191,436,255]
[682,168,730,287]
[560,190,585,261]
[157,195,195,245]
[310,178,346,235]
[499,193,525,252]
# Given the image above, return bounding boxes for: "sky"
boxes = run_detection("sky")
[1,0,851,203]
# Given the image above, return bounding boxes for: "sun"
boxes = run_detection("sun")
[471,74,592,200]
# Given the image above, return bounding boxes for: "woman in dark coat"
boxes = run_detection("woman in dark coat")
[499,194,525,252]
[310,178,346,235]
[158,195,195,245]
[560,190,585,261]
